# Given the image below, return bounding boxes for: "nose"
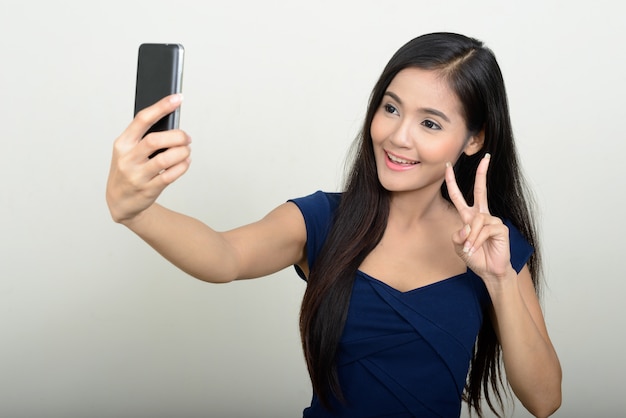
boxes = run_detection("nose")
[388,118,413,148]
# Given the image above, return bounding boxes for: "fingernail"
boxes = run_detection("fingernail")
[170,94,183,104]
[468,247,475,257]
[446,162,452,168]
[484,153,491,160]
[463,241,471,253]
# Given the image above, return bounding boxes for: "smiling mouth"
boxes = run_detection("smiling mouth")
[386,152,419,165]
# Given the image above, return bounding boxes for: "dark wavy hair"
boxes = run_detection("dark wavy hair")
[299,32,541,417]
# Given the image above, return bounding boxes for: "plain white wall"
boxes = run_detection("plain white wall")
[1,1,624,417]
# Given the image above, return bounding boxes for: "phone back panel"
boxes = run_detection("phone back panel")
[134,43,184,134]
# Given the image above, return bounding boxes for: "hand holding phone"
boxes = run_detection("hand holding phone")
[134,43,184,157]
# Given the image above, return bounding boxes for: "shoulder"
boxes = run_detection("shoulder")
[288,191,341,278]
[288,190,341,237]
[289,190,341,215]
[288,191,342,232]
[503,219,534,274]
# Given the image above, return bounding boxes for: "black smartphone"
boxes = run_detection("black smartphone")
[134,43,184,157]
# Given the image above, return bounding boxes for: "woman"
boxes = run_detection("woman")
[107,33,561,417]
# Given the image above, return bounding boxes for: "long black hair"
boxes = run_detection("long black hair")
[299,32,541,417]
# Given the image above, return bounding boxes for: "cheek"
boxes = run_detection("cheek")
[418,136,467,160]
[370,113,386,146]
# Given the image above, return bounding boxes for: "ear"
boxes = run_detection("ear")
[462,128,485,156]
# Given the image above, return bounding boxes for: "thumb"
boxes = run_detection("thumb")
[124,94,184,145]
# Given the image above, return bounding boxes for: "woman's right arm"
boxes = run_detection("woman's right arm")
[106,94,308,283]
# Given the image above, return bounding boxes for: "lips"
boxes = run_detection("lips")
[386,151,419,165]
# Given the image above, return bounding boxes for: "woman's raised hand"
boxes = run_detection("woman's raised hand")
[106,94,192,224]
[445,154,513,283]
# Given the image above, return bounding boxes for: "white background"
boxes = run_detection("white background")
[1,1,624,417]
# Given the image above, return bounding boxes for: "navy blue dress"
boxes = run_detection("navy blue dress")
[290,191,533,418]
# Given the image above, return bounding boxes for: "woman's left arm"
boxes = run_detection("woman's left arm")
[487,265,562,418]
[445,155,562,417]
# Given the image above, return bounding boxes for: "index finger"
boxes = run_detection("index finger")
[123,94,184,143]
[473,153,491,213]
[445,162,469,214]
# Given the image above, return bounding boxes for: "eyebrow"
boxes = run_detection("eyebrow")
[383,91,451,123]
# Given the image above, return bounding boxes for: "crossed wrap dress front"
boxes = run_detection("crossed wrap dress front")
[290,191,533,418]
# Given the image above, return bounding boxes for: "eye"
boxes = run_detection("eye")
[421,119,442,130]
[383,103,399,115]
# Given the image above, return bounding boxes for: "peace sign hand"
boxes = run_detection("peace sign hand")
[445,154,513,282]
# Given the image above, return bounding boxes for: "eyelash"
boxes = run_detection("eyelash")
[422,120,442,130]
[382,103,442,130]
[384,103,399,115]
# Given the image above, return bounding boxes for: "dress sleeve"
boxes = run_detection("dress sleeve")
[504,219,534,273]
[288,191,340,280]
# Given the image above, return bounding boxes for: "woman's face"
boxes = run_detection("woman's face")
[370,67,482,195]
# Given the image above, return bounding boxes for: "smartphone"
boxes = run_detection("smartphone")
[134,43,184,157]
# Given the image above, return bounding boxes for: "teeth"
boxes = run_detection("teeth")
[387,152,417,165]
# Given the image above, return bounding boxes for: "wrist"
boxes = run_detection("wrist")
[483,265,518,299]
[119,204,157,230]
